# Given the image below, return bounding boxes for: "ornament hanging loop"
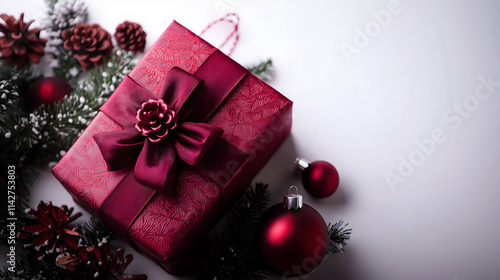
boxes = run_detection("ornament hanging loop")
[284,185,303,210]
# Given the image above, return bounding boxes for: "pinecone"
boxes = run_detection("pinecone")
[62,23,113,69]
[56,240,148,280]
[19,201,82,259]
[0,13,47,68]
[114,21,146,53]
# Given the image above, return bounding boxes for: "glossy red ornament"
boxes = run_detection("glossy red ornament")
[27,77,73,109]
[256,187,328,276]
[296,158,339,198]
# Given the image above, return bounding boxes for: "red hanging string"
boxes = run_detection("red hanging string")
[200,13,240,57]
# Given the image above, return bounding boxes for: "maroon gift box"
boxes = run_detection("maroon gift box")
[52,20,292,273]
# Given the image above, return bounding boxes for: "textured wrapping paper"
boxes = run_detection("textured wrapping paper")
[52,20,292,273]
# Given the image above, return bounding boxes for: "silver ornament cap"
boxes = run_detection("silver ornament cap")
[284,186,303,210]
[295,157,310,171]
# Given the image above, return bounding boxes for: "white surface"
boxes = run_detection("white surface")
[3,0,500,279]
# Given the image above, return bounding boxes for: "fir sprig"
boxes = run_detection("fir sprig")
[43,0,88,86]
[0,81,19,115]
[0,50,135,168]
[327,221,352,254]
[0,61,43,84]
[0,63,43,117]
[247,59,273,81]
[203,182,270,280]
[81,216,113,246]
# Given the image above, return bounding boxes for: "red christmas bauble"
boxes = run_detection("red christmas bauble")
[297,158,339,198]
[28,77,73,109]
[256,187,328,276]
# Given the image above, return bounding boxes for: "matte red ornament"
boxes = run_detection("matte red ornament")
[28,77,73,109]
[256,186,328,276]
[296,158,339,198]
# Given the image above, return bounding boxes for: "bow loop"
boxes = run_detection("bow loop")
[174,122,224,166]
[94,128,144,171]
[159,67,203,116]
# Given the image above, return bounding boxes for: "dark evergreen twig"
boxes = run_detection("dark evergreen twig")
[43,0,88,87]
[327,220,352,254]
[81,216,114,246]
[203,182,271,280]
[0,51,135,168]
[0,63,43,118]
[0,80,19,114]
[247,59,274,81]
[0,62,43,87]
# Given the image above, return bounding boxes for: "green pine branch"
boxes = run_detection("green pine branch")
[0,80,19,115]
[43,0,89,86]
[52,51,84,88]
[247,59,274,82]
[221,182,270,245]
[81,216,114,246]
[0,61,43,85]
[203,182,271,280]
[0,63,43,119]
[0,51,135,168]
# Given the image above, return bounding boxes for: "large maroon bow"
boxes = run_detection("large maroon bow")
[93,67,223,193]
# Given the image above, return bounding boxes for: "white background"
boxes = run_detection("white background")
[3,0,500,279]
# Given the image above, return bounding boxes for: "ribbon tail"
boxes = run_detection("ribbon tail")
[134,140,178,194]
[93,128,145,171]
[174,122,223,166]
